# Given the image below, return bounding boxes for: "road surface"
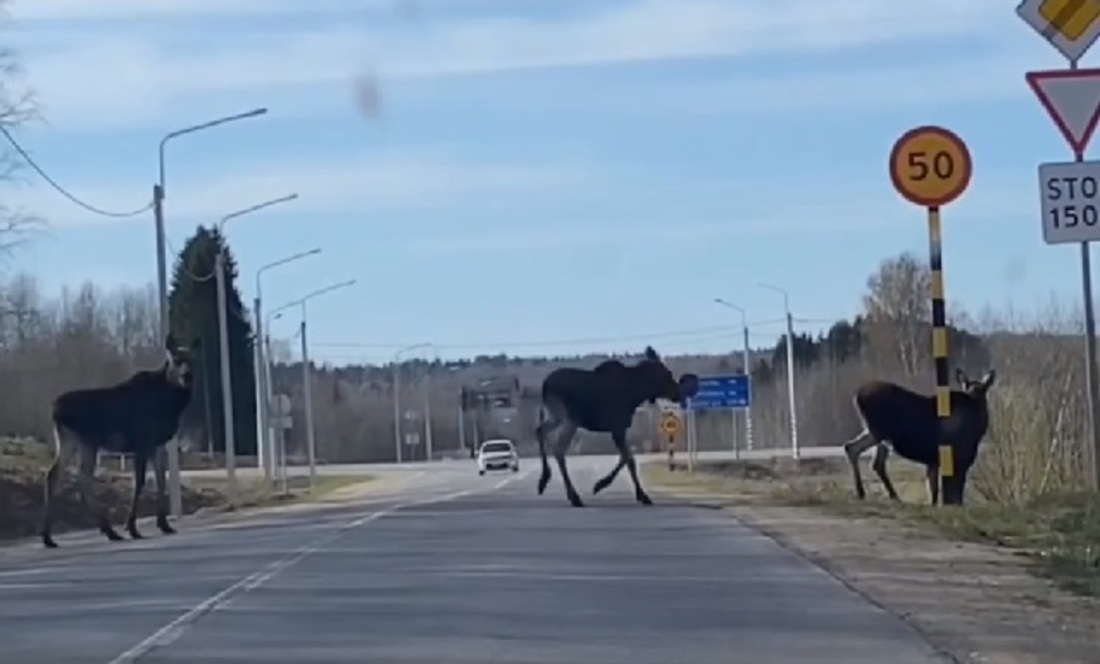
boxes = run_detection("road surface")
[181,446,846,480]
[0,456,946,663]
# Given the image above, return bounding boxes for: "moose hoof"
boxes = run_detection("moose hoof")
[636,492,653,506]
[127,526,144,540]
[537,474,550,495]
[157,518,176,535]
[101,526,125,542]
[592,479,611,495]
[41,534,58,549]
[567,493,585,508]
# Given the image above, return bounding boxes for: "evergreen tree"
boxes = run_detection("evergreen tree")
[167,225,258,456]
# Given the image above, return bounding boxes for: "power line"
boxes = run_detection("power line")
[312,320,792,351]
[0,124,153,218]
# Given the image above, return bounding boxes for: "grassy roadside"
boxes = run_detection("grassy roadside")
[642,456,1100,597]
[185,473,375,511]
[0,437,375,542]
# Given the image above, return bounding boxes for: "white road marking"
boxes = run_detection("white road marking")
[434,570,752,583]
[105,469,530,664]
[0,567,56,578]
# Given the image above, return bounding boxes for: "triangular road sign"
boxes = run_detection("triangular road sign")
[1026,68,1100,156]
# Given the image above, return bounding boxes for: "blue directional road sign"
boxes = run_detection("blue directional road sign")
[684,373,751,410]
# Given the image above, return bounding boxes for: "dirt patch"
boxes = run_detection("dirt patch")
[0,466,222,541]
[644,462,1100,664]
[0,438,369,543]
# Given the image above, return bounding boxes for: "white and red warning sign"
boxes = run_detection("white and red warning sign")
[1026,67,1100,157]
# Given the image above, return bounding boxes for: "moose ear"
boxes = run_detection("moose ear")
[954,367,967,385]
[981,370,996,388]
[165,333,177,351]
[644,346,659,361]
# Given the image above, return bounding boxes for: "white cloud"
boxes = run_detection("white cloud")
[10,148,589,227]
[9,0,1016,129]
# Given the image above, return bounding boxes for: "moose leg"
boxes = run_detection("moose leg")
[870,442,900,501]
[592,458,624,496]
[551,421,582,507]
[925,465,940,506]
[842,428,877,500]
[40,425,77,549]
[535,407,561,495]
[125,451,149,539]
[152,445,176,535]
[606,429,651,505]
[75,445,124,542]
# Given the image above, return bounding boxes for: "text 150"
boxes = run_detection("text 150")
[1050,205,1099,228]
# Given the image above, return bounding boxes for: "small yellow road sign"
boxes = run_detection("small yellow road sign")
[889,126,972,208]
[1017,0,1100,64]
[660,413,680,436]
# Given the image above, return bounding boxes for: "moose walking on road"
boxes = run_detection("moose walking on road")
[40,334,198,549]
[535,346,699,507]
[842,368,996,506]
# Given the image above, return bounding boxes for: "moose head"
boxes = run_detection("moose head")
[163,334,199,389]
[635,346,700,405]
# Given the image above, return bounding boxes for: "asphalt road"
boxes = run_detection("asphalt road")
[181,446,846,480]
[0,456,947,664]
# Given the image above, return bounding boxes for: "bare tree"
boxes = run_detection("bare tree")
[862,252,931,380]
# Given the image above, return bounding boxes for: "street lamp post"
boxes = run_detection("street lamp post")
[254,247,322,481]
[422,344,439,462]
[265,311,292,495]
[213,193,299,505]
[270,279,357,491]
[155,107,267,518]
[713,298,754,452]
[392,342,430,464]
[758,282,799,459]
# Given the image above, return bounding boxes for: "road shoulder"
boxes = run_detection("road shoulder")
[644,463,1100,664]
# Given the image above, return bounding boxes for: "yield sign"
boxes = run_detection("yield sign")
[1026,67,1100,155]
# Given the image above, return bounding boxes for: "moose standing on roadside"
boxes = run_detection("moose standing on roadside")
[40,334,198,549]
[535,346,699,507]
[842,368,996,506]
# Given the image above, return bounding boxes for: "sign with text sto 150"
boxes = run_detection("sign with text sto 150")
[1039,160,1100,244]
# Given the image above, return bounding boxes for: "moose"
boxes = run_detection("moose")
[842,367,996,506]
[40,334,197,549]
[535,346,699,507]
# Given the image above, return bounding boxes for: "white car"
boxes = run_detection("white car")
[477,439,519,475]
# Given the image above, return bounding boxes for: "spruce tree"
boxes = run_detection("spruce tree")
[167,225,258,456]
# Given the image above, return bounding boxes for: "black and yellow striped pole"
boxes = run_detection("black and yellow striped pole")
[889,126,973,506]
[660,412,680,471]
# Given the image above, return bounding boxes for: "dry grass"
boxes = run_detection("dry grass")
[643,456,1100,597]
[184,473,375,511]
[0,437,374,542]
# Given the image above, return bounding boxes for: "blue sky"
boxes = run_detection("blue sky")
[0,0,1088,363]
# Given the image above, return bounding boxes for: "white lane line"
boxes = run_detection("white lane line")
[105,469,529,664]
[0,567,56,578]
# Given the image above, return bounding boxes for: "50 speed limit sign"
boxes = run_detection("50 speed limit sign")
[889,125,973,207]
[1038,160,1100,244]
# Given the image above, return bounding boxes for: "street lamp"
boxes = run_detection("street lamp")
[270,279,358,491]
[713,297,754,452]
[757,282,799,459]
[154,107,268,518]
[254,247,322,481]
[213,193,298,505]
[393,342,430,464]
[422,344,439,463]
